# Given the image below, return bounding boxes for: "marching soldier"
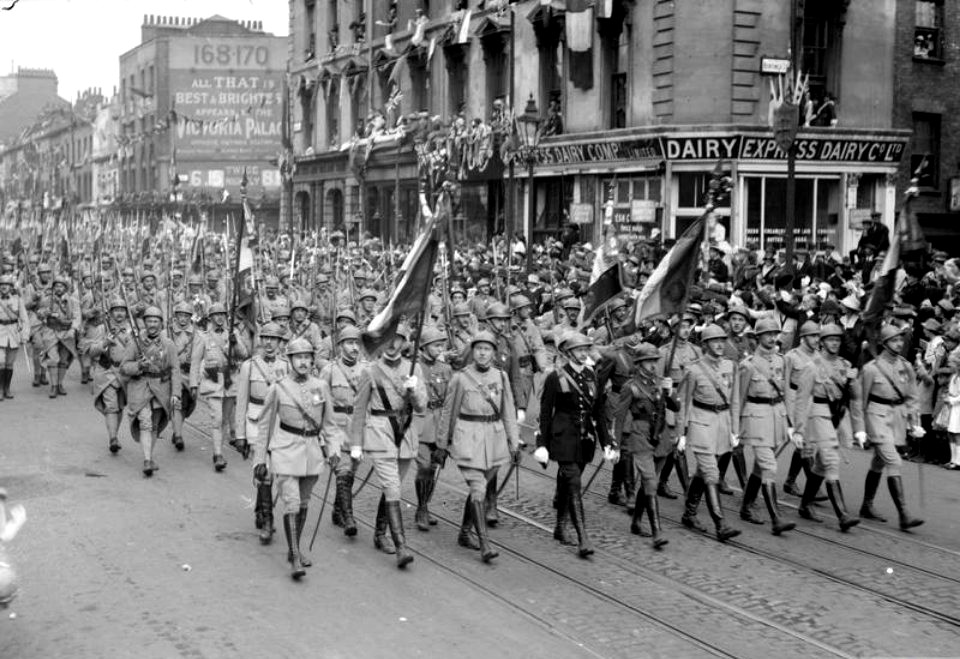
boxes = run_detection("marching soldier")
[77,271,103,385]
[469,278,495,319]
[132,271,160,325]
[89,298,134,454]
[792,323,863,531]
[596,336,637,509]
[356,288,378,329]
[350,326,427,569]
[735,318,795,535]
[436,330,521,563]
[656,314,701,500]
[24,263,53,387]
[716,305,755,493]
[535,332,616,558]
[320,325,365,538]
[445,303,475,370]
[186,274,211,329]
[782,321,824,498]
[189,302,250,472]
[260,276,289,322]
[37,275,80,398]
[118,307,180,477]
[858,325,924,530]
[412,326,451,532]
[255,338,345,580]
[615,342,677,549]
[235,322,289,544]
[509,294,548,415]
[287,297,323,367]
[315,308,359,372]
[677,324,741,542]
[169,301,197,451]
[0,275,29,399]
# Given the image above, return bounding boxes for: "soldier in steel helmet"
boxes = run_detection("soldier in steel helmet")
[24,262,53,387]
[412,325,452,532]
[37,275,81,398]
[857,324,924,530]
[656,312,701,500]
[782,320,825,499]
[445,302,475,370]
[436,330,522,563]
[255,337,345,580]
[169,301,197,451]
[350,324,427,569]
[118,307,181,477]
[535,331,616,558]
[0,274,29,400]
[791,323,864,531]
[189,301,250,472]
[676,323,741,542]
[89,298,135,454]
[615,341,677,549]
[315,307,359,373]
[287,295,323,370]
[319,324,366,537]
[735,317,795,535]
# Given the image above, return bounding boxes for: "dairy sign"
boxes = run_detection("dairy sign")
[662,135,905,163]
[169,36,285,164]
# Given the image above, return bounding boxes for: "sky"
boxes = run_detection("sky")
[0,0,288,101]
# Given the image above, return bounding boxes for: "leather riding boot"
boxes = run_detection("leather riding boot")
[295,507,312,567]
[826,481,860,532]
[607,459,626,506]
[732,448,747,489]
[657,453,679,499]
[471,498,499,563]
[716,453,734,494]
[458,496,480,550]
[386,501,414,568]
[705,481,741,542]
[622,454,637,511]
[339,474,357,537]
[373,494,396,554]
[414,477,431,531]
[887,475,924,530]
[630,486,650,536]
[859,470,887,522]
[2,368,12,399]
[646,493,668,549]
[783,449,804,496]
[681,476,708,532]
[567,484,594,558]
[553,480,576,545]
[484,476,499,527]
[799,473,825,522]
[760,482,795,535]
[740,474,764,524]
[283,513,305,580]
[422,474,438,525]
[257,483,275,544]
[801,457,828,501]
[330,476,344,528]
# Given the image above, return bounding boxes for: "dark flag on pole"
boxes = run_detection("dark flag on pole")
[579,262,623,325]
[633,215,706,324]
[362,214,439,355]
[190,230,205,274]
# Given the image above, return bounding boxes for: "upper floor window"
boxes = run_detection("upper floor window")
[915,0,944,60]
[912,112,940,190]
[801,0,844,102]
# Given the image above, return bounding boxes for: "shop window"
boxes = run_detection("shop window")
[678,172,730,208]
[743,176,840,251]
[915,0,944,60]
[912,112,940,189]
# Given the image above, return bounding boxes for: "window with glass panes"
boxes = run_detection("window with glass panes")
[915,0,944,60]
[912,112,940,189]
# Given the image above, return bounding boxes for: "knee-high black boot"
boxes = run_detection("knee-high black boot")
[373,494,396,554]
[760,482,795,535]
[414,475,432,531]
[799,472,825,522]
[646,492,668,549]
[553,478,575,545]
[458,496,480,549]
[704,481,741,542]
[716,453,734,494]
[783,449,804,496]
[622,454,637,513]
[608,459,626,506]
[283,513,305,580]
[826,481,860,532]
[887,475,924,530]
[294,507,312,567]
[386,501,414,568]
[484,475,499,526]
[338,474,357,537]
[657,452,679,499]
[471,497,499,563]
[630,485,650,536]
[257,483,274,545]
[859,470,887,522]
[681,476,708,532]
[567,481,594,558]
[740,474,764,524]
[732,448,747,489]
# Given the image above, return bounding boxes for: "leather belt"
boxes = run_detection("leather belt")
[789,382,799,390]
[0,319,17,325]
[427,400,444,409]
[518,355,532,368]
[869,394,904,406]
[693,399,729,412]
[333,405,354,414]
[747,395,783,405]
[279,422,317,436]
[140,371,170,380]
[458,413,500,422]
[371,409,400,417]
[813,396,831,404]
[248,395,265,405]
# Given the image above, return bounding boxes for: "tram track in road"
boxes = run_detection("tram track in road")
[515,460,960,631]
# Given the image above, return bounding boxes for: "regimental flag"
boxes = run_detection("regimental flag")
[362,211,439,355]
[579,262,623,326]
[190,228,205,274]
[633,216,706,324]
[863,192,915,352]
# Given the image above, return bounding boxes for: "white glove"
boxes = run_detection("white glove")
[910,425,926,439]
[603,446,618,463]
[517,409,526,425]
[404,375,418,390]
[0,503,26,542]
[791,431,804,449]
[788,426,795,439]
[350,445,363,461]
[677,435,687,453]
[730,433,740,449]
[853,431,868,448]
[533,446,550,465]
[660,376,673,390]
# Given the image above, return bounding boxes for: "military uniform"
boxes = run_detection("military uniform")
[255,344,345,580]
[169,310,197,449]
[437,332,520,563]
[656,337,701,496]
[24,271,52,386]
[781,338,820,496]
[412,328,452,531]
[37,280,81,397]
[597,343,636,507]
[0,279,29,399]
[89,312,134,453]
[78,287,107,384]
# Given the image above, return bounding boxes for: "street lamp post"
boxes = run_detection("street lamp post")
[517,94,541,274]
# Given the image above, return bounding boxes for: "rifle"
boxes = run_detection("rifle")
[114,260,145,358]
[224,174,249,391]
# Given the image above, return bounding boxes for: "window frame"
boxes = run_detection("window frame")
[911,111,941,191]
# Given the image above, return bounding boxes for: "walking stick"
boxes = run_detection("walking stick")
[582,457,605,494]
[308,467,336,551]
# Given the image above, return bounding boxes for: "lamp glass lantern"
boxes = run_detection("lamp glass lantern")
[518,94,541,151]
